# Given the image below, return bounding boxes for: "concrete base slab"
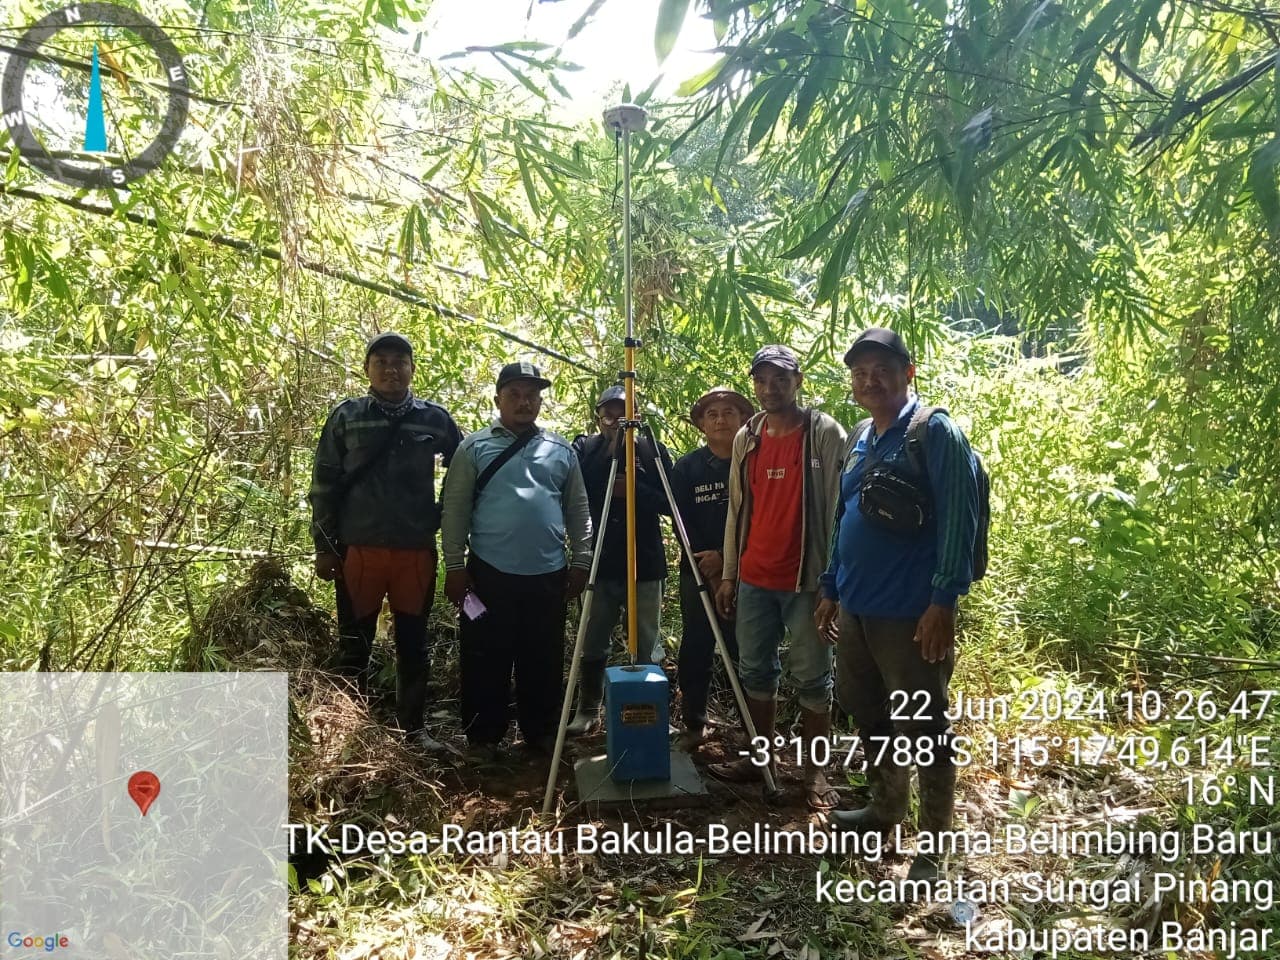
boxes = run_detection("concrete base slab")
[573,747,708,811]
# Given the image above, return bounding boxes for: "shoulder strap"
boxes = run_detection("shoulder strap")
[833,417,875,527]
[844,417,873,463]
[338,414,404,497]
[474,430,537,502]
[904,404,946,476]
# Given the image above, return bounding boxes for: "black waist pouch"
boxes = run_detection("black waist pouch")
[858,465,931,535]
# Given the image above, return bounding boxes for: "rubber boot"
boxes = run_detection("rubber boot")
[335,611,378,697]
[832,754,909,832]
[906,760,956,884]
[396,672,429,734]
[567,659,607,737]
[800,707,837,809]
[746,695,778,788]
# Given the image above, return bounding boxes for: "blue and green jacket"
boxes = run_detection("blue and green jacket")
[820,398,979,618]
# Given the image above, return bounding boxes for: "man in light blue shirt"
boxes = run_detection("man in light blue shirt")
[440,361,592,753]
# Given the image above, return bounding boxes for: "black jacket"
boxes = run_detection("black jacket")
[309,396,463,552]
[572,432,673,581]
[670,445,732,577]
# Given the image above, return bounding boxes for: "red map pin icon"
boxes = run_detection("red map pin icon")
[127,771,160,816]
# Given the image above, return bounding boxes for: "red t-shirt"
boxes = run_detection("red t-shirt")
[739,425,804,590]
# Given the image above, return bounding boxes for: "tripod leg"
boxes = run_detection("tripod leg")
[542,454,620,815]
[644,425,777,794]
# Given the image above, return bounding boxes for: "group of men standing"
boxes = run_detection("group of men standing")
[309,327,981,883]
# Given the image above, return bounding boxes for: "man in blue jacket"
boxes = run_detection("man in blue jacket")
[816,328,980,885]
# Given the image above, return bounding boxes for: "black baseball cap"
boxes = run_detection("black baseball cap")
[843,327,911,366]
[496,361,552,390]
[595,385,626,409]
[365,332,414,359]
[749,344,801,374]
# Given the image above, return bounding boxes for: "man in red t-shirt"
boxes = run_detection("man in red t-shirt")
[712,345,847,809]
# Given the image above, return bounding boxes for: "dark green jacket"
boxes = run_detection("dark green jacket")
[309,395,463,553]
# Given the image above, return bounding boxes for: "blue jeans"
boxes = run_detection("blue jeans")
[735,581,832,710]
[582,578,665,663]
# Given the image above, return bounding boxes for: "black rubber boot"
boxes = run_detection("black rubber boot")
[906,761,956,885]
[832,758,909,832]
[566,659,607,737]
[396,673,428,730]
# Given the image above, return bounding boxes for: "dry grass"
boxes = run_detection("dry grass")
[180,559,332,670]
[175,563,1274,958]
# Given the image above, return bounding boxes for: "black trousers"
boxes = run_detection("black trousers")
[459,555,567,745]
[677,570,739,727]
[334,581,430,732]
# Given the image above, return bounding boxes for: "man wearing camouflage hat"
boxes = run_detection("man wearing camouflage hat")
[670,386,754,745]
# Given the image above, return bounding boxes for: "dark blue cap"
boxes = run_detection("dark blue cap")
[595,385,626,409]
[496,361,552,390]
[750,344,801,374]
[366,332,414,359]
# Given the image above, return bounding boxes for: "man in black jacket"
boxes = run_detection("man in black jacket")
[670,387,753,745]
[567,385,675,736]
[309,332,463,751]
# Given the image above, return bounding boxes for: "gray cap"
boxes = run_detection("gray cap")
[496,361,552,390]
[366,331,414,359]
[843,327,911,366]
[595,385,626,409]
[750,344,800,374]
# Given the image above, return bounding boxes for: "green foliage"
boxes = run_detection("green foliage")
[663,0,1279,344]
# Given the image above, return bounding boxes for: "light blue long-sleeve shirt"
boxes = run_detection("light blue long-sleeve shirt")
[440,420,593,576]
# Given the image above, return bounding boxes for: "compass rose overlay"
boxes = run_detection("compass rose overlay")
[2,3,189,188]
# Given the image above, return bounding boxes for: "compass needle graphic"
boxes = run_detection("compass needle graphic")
[84,44,107,152]
[2,3,188,188]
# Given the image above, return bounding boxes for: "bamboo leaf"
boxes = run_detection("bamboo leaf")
[782,188,869,260]
[568,0,608,41]
[515,145,542,219]
[490,52,549,101]
[675,57,729,97]
[747,77,795,152]
[715,77,779,170]
[790,52,833,134]
[1246,136,1280,235]
[736,273,797,302]
[655,0,691,64]
[815,211,864,305]
[1072,0,1128,60]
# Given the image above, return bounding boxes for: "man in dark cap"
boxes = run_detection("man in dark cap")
[816,327,981,885]
[712,345,847,810]
[670,386,754,745]
[309,332,464,751]
[439,361,592,754]
[565,384,675,737]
